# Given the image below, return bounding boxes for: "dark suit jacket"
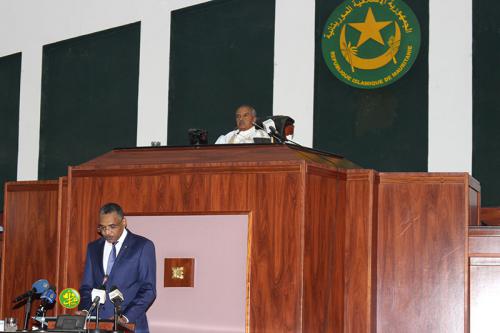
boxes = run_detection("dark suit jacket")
[79,230,156,333]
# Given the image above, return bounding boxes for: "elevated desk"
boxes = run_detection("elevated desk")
[1,144,480,332]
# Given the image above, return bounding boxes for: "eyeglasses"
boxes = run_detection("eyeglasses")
[97,221,123,233]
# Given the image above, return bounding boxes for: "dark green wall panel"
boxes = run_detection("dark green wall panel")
[168,0,275,145]
[473,0,500,207]
[39,22,141,180]
[314,0,428,171]
[0,53,21,208]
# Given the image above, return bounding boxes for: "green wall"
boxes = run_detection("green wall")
[313,0,429,171]
[168,0,276,145]
[39,22,141,180]
[0,53,21,208]
[473,0,500,207]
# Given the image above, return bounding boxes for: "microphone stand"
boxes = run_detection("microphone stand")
[96,305,100,329]
[252,122,306,146]
[35,304,48,330]
[111,305,123,333]
[113,307,118,331]
[253,122,343,168]
[22,293,33,331]
[88,305,105,333]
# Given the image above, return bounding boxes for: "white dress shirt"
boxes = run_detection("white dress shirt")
[215,126,270,144]
[102,228,128,273]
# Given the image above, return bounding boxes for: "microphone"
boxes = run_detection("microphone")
[252,121,267,133]
[87,286,106,314]
[40,286,57,306]
[109,286,124,331]
[109,286,124,315]
[35,286,57,329]
[263,119,285,141]
[109,286,124,306]
[262,119,276,134]
[254,120,285,143]
[13,279,49,302]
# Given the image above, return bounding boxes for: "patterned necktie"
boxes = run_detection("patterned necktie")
[106,242,117,275]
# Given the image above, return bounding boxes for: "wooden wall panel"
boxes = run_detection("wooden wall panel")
[64,170,256,292]
[56,177,68,314]
[469,184,480,226]
[1,145,480,332]
[480,207,500,226]
[376,174,467,333]
[344,170,377,333]
[0,212,3,281]
[247,172,303,332]
[302,167,346,332]
[66,166,306,332]
[0,181,60,324]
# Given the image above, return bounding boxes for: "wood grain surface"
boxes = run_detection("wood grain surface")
[344,170,378,333]
[0,180,60,324]
[480,207,500,226]
[302,167,346,332]
[377,174,468,333]
[65,163,307,331]
[0,146,481,332]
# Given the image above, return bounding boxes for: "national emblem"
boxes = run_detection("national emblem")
[322,0,421,89]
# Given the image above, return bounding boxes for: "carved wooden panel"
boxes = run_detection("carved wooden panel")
[164,258,194,287]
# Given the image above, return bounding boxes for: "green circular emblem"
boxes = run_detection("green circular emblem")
[59,288,81,309]
[321,0,421,89]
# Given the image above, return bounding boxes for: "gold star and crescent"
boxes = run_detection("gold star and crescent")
[339,6,401,71]
[348,7,392,47]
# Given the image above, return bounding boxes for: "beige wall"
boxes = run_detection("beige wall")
[127,215,248,333]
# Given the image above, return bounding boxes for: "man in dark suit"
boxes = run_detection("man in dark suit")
[78,203,156,333]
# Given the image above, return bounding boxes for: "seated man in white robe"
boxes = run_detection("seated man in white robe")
[215,105,270,144]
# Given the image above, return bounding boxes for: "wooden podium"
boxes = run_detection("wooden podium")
[0,144,480,332]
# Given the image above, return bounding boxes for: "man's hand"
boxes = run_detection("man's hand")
[118,315,129,325]
[74,310,88,316]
